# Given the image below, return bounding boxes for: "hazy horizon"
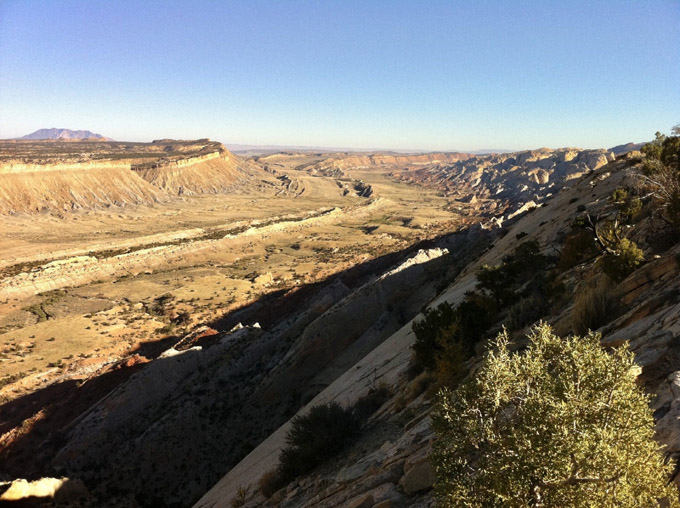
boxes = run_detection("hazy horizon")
[1,1,678,151]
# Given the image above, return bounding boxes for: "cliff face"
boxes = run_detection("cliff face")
[132,151,247,196]
[299,152,476,176]
[0,141,264,213]
[195,157,680,508]
[0,165,167,214]
[395,147,615,202]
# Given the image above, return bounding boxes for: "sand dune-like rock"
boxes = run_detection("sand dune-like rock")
[397,148,615,202]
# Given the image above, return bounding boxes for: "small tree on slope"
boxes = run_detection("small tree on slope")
[431,323,678,508]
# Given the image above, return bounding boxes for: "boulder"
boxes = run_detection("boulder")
[0,477,88,502]
[398,458,435,494]
[345,492,374,508]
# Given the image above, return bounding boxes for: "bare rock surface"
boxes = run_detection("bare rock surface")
[195,158,680,508]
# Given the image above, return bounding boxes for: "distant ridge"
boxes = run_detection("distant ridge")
[609,142,645,155]
[18,128,113,141]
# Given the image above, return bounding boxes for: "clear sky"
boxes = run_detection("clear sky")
[0,1,678,151]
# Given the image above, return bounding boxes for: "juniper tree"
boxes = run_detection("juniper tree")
[431,323,678,508]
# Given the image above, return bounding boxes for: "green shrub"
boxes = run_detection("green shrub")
[476,240,548,306]
[412,302,457,370]
[432,324,678,508]
[599,238,644,282]
[433,338,470,389]
[609,188,642,223]
[268,386,393,495]
[641,131,680,229]
[412,295,494,374]
[277,402,359,483]
[476,264,512,306]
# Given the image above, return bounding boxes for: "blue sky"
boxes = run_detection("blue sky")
[0,0,678,151]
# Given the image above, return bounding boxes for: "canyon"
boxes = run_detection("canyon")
[0,139,677,508]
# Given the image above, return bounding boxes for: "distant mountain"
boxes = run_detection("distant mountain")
[19,128,113,141]
[609,142,645,155]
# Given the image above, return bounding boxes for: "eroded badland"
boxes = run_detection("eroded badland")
[1,137,679,507]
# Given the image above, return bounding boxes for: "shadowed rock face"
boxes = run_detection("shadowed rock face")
[41,230,489,507]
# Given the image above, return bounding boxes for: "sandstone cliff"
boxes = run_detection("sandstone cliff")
[42,232,490,506]
[132,150,249,196]
[0,163,167,214]
[396,147,615,203]
[298,152,476,176]
[0,140,267,214]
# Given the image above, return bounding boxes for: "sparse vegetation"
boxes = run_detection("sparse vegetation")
[229,484,251,508]
[640,129,680,229]
[598,237,644,282]
[261,385,392,498]
[23,303,50,322]
[432,324,678,507]
[276,402,359,489]
[571,275,617,334]
[413,240,565,387]
[0,371,28,389]
[570,192,645,282]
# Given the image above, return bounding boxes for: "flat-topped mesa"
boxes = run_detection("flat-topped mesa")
[0,160,133,174]
[0,139,262,213]
[299,152,476,175]
[131,148,247,196]
[0,163,166,214]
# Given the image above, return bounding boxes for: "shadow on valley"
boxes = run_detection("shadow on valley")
[0,225,493,507]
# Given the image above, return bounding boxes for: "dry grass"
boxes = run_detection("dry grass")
[0,159,464,402]
[258,469,284,499]
[571,275,617,335]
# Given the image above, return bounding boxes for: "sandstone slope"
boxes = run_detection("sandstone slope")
[0,162,166,214]
[132,150,251,196]
[296,152,476,177]
[40,233,487,506]
[396,147,614,203]
[195,154,680,508]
